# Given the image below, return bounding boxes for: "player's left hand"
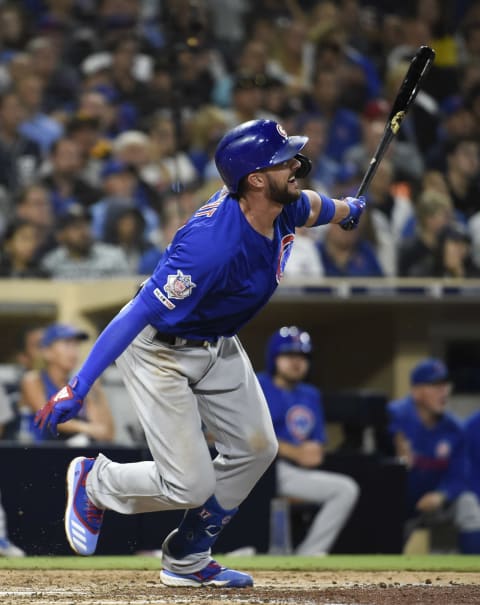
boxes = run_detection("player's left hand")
[339,196,366,231]
[34,384,84,436]
[416,491,446,513]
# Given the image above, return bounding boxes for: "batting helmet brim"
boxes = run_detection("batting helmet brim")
[269,136,308,166]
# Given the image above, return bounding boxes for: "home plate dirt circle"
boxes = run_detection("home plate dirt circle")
[1,569,480,604]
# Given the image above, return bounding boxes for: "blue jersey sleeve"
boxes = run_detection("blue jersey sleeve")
[73,293,155,397]
[387,397,413,435]
[285,191,311,227]
[138,226,225,328]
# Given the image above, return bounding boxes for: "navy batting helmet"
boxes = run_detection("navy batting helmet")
[214,119,310,194]
[266,326,313,375]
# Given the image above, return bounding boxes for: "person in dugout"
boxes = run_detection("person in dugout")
[387,358,480,553]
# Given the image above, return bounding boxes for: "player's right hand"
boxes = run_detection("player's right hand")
[296,441,323,468]
[34,384,84,436]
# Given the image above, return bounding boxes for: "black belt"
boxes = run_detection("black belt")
[154,331,217,348]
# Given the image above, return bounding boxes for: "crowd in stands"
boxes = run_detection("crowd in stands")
[0,0,478,278]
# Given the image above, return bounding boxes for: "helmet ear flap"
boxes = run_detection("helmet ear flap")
[294,153,312,179]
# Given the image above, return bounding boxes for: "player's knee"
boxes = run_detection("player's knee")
[252,433,278,469]
[186,474,217,508]
[342,476,360,508]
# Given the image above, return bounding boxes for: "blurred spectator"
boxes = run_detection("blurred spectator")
[205,0,251,65]
[111,130,151,176]
[317,221,384,277]
[0,4,29,60]
[345,98,424,184]
[15,325,45,374]
[426,96,476,171]
[13,184,56,254]
[102,203,157,275]
[464,82,480,140]
[363,159,414,276]
[267,18,314,96]
[0,219,49,278]
[0,324,45,441]
[15,73,63,153]
[384,60,439,156]
[169,44,218,112]
[295,113,348,197]
[76,89,119,140]
[0,91,42,195]
[20,323,115,445]
[92,157,161,238]
[262,76,301,127]
[188,105,227,180]
[222,72,279,128]
[142,56,176,116]
[65,113,111,187]
[427,223,480,278]
[460,17,480,64]
[107,36,150,117]
[398,189,454,277]
[26,36,79,114]
[283,227,324,279]
[258,326,359,555]
[40,137,102,216]
[303,68,362,162]
[387,358,480,554]
[310,20,381,108]
[236,38,270,77]
[444,137,480,221]
[145,112,200,192]
[138,202,190,275]
[187,105,228,183]
[41,204,130,279]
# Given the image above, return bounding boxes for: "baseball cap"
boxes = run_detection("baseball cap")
[362,99,390,122]
[41,324,89,347]
[55,204,91,230]
[410,358,450,386]
[100,159,133,180]
[232,72,268,92]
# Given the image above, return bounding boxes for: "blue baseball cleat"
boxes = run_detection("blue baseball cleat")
[65,456,104,556]
[160,561,254,588]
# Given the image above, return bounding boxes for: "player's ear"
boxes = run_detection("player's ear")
[246,171,265,191]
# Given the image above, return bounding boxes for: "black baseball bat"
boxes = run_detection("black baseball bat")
[341,45,436,230]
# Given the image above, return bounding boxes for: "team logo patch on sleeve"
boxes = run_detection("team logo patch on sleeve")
[276,233,295,282]
[164,269,196,300]
[153,287,176,310]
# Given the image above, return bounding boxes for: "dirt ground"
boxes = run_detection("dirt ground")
[1,569,480,605]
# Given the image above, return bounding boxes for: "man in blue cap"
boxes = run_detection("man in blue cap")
[387,357,480,553]
[20,323,114,445]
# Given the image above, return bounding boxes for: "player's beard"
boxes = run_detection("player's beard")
[265,174,300,206]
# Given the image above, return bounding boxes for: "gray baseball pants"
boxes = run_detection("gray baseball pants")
[276,459,360,554]
[85,326,277,565]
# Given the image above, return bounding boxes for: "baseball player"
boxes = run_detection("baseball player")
[258,327,359,555]
[34,119,365,587]
[388,358,480,553]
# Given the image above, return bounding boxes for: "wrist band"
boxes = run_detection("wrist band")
[313,194,336,226]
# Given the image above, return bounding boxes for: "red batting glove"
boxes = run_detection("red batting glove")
[34,385,84,436]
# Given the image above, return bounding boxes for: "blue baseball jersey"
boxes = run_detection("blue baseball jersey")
[138,188,311,339]
[465,410,480,500]
[257,371,325,445]
[387,395,467,514]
